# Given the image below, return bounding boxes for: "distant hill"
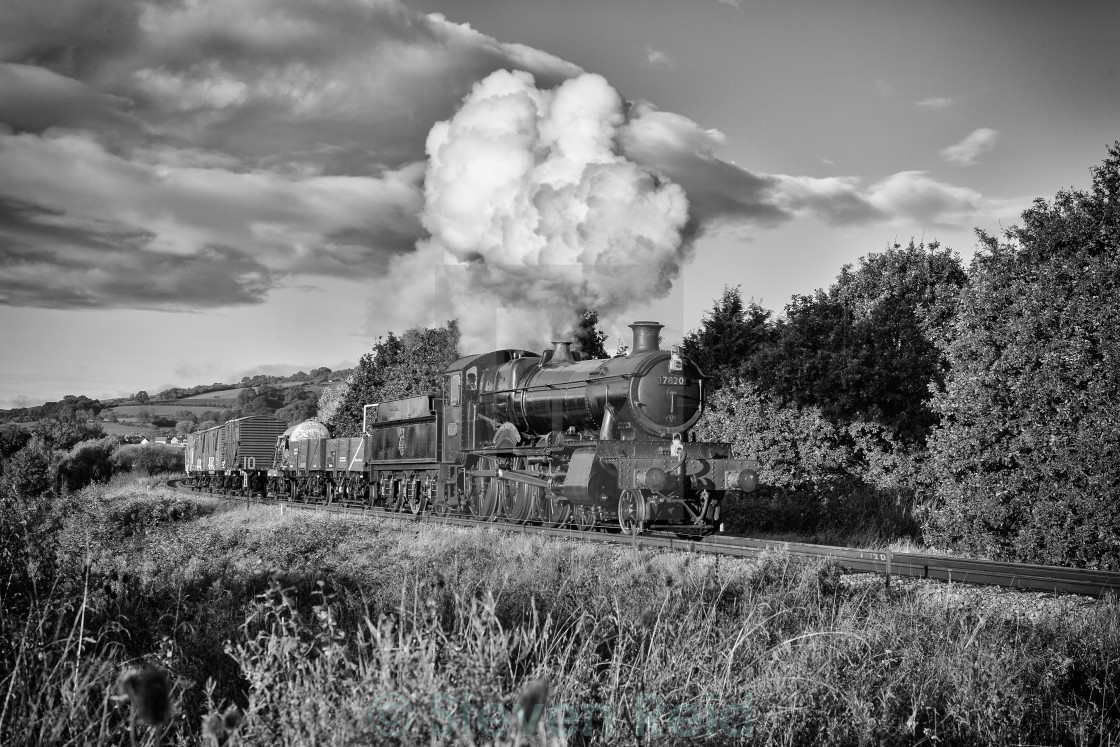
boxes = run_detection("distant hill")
[0,367,353,437]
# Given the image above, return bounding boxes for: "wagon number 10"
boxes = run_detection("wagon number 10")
[240,456,257,469]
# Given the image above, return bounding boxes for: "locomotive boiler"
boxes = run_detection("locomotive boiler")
[187,321,760,535]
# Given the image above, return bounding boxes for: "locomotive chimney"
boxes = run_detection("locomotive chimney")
[550,340,575,363]
[628,321,663,356]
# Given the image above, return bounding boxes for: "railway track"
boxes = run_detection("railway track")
[170,480,1120,599]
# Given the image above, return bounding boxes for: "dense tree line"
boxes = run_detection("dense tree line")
[691,143,1120,568]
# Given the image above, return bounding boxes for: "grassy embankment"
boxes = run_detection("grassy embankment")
[2,475,1118,745]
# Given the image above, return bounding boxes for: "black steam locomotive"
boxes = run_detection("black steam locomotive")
[186,321,759,534]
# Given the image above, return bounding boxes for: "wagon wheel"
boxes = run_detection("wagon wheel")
[500,458,535,524]
[409,479,428,515]
[387,478,406,512]
[618,489,647,535]
[466,458,499,520]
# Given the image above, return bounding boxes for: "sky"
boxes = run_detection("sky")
[1,0,1117,408]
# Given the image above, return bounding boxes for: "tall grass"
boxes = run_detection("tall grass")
[2,475,1118,745]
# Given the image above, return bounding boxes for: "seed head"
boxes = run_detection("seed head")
[517,677,550,723]
[221,704,244,732]
[117,665,172,725]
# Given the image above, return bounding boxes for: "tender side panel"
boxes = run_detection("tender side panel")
[368,419,441,464]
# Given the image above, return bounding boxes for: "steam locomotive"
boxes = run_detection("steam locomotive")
[184,321,759,534]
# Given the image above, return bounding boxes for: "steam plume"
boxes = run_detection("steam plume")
[371,70,692,350]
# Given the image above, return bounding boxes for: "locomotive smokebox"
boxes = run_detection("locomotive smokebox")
[628,321,663,355]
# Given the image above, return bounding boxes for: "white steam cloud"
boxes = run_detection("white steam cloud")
[370,70,692,351]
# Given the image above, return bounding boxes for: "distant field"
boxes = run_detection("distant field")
[109,404,223,417]
[178,388,246,401]
[98,422,158,437]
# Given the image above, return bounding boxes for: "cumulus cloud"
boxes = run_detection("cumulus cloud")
[0,0,1018,320]
[646,47,674,68]
[916,96,954,109]
[619,101,789,234]
[370,71,693,349]
[0,0,584,310]
[941,127,999,166]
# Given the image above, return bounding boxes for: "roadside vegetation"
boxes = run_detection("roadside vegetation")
[2,473,1119,745]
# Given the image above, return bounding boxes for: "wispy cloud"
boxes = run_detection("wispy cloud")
[717,0,742,8]
[916,96,954,109]
[646,47,674,68]
[940,128,1000,166]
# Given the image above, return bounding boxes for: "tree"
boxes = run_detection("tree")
[316,376,352,427]
[30,419,107,452]
[0,424,31,468]
[134,391,150,404]
[0,444,52,499]
[330,321,460,437]
[751,242,966,444]
[569,308,608,359]
[926,143,1120,568]
[681,286,774,390]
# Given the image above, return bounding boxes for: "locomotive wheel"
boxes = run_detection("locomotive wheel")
[537,492,572,528]
[618,489,647,535]
[467,458,499,520]
[500,458,534,524]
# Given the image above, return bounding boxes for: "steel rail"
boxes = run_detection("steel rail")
[174,482,1120,598]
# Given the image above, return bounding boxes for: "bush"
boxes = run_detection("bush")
[926,144,1120,568]
[56,437,116,492]
[0,445,53,500]
[695,381,925,543]
[111,444,185,475]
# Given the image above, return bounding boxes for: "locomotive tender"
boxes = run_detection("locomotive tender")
[185,321,759,534]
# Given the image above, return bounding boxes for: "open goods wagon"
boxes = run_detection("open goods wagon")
[184,415,288,493]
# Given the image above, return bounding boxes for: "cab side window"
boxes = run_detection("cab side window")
[449,373,462,406]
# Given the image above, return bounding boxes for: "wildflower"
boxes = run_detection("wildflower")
[117,665,173,725]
